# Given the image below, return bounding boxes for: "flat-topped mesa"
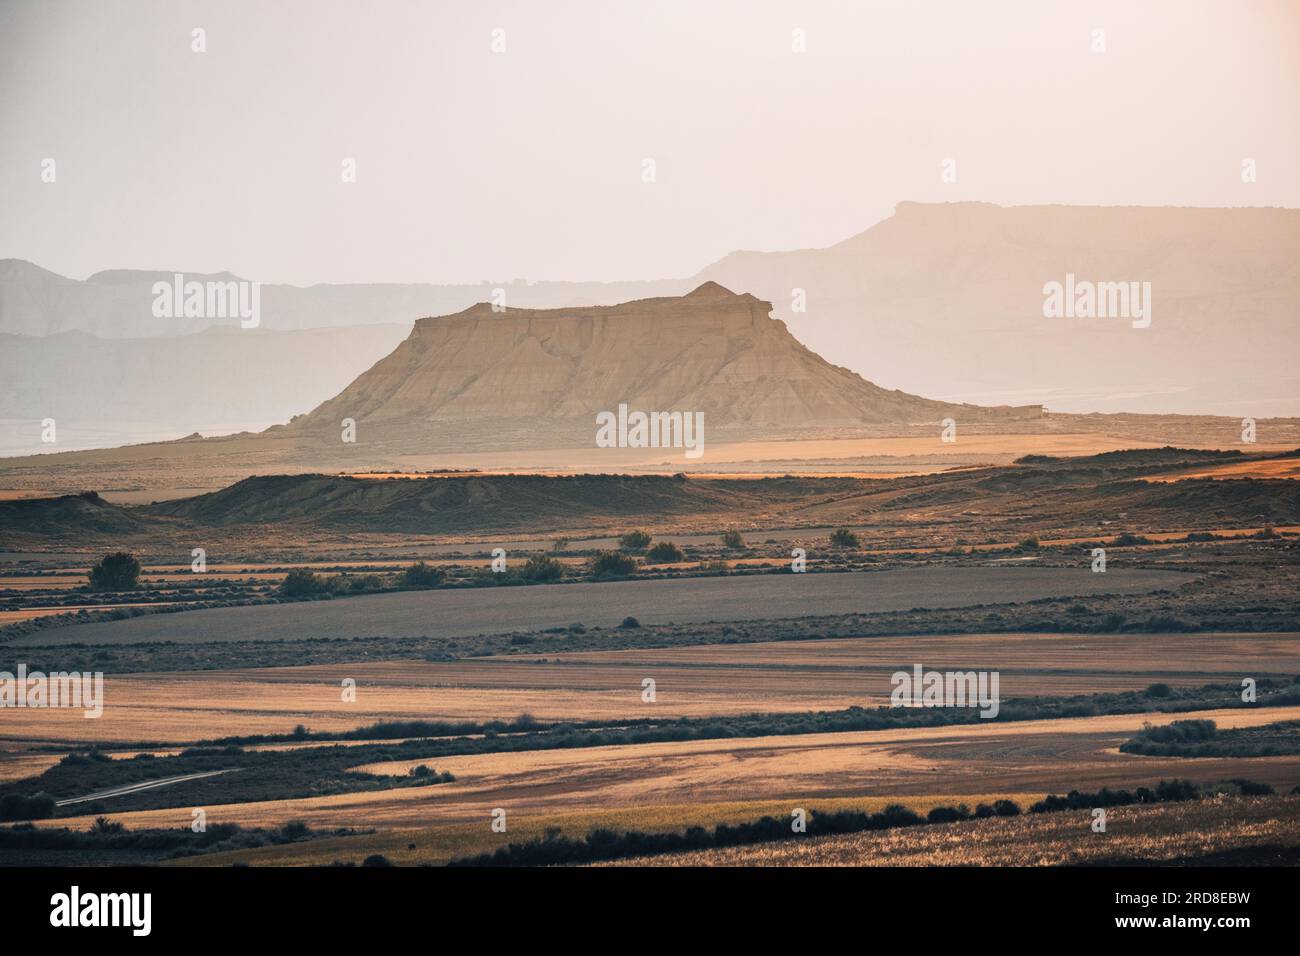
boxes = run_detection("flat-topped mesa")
[290,283,1038,437]
[413,281,768,336]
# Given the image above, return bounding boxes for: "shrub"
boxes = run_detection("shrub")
[279,568,325,597]
[520,554,564,582]
[1155,779,1199,802]
[1113,532,1151,547]
[399,561,444,588]
[280,821,310,841]
[89,552,141,591]
[1017,537,1040,551]
[645,541,685,563]
[590,551,637,578]
[0,792,56,822]
[1146,682,1173,698]
[991,799,1021,817]
[1228,778,1274,796]
[721,530,746,550]
[362,854,393,867]
[926,805,971,824]
[619,616,641,629]
[619,530,651,551]
[829,528,860,549]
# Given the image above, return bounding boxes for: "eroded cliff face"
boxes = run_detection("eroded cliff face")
[293,282,1016,438]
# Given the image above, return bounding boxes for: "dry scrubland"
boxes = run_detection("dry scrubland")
[10,566,1192,647]
[168,792,1047,867]
[30,706,1300,836]
[2,448,1298,868]
[605,796,1300,867]
[4,428,1298,500]
[5,631,1296,745]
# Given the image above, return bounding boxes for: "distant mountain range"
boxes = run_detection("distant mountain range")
[0,324,410,456]
[2,201,1296,456]
[700,202,1300,418]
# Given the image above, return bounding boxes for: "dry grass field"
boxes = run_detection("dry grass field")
[11,566,1194,648]
[385,433,1300,475]
[604,796,1300,866]
[0,749,62,783]
[169,791,1048,867]
[31,705,1300,836]
[514,630,1300,679]
[1145,456,1300,482]
[5,631,1294,745]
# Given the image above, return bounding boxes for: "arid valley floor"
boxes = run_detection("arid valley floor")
[2,436,1299,867]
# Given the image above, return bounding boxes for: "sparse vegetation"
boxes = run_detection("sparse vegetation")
[590,551,637,578]
[645,541,685,563]
[1121,718,1300,757]
[279,568,326,597]
[519,554,564,582]
[0,792,55,822]
[447,777,1265,867]
[0,818,351,863]
[399,561,444,588]
[89,552,141,591]
[830,528,860,548]
[618,530,651,551]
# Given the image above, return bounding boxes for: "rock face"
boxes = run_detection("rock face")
[291,283,1035,439]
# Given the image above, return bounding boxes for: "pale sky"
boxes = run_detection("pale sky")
[2,0,1297,285]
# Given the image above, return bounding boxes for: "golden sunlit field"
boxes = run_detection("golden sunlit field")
[6,632,1297,745]
[29,705,1300,840]
[603,796,1300,867]
[169,792,1050,867]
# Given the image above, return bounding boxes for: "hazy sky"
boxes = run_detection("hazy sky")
[2,0,1297,285]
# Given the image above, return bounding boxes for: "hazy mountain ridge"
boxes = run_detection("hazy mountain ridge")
[694,202,1300,415]
[0,324,411,456]
[0,257,685,338]
[2,202,1297,457]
